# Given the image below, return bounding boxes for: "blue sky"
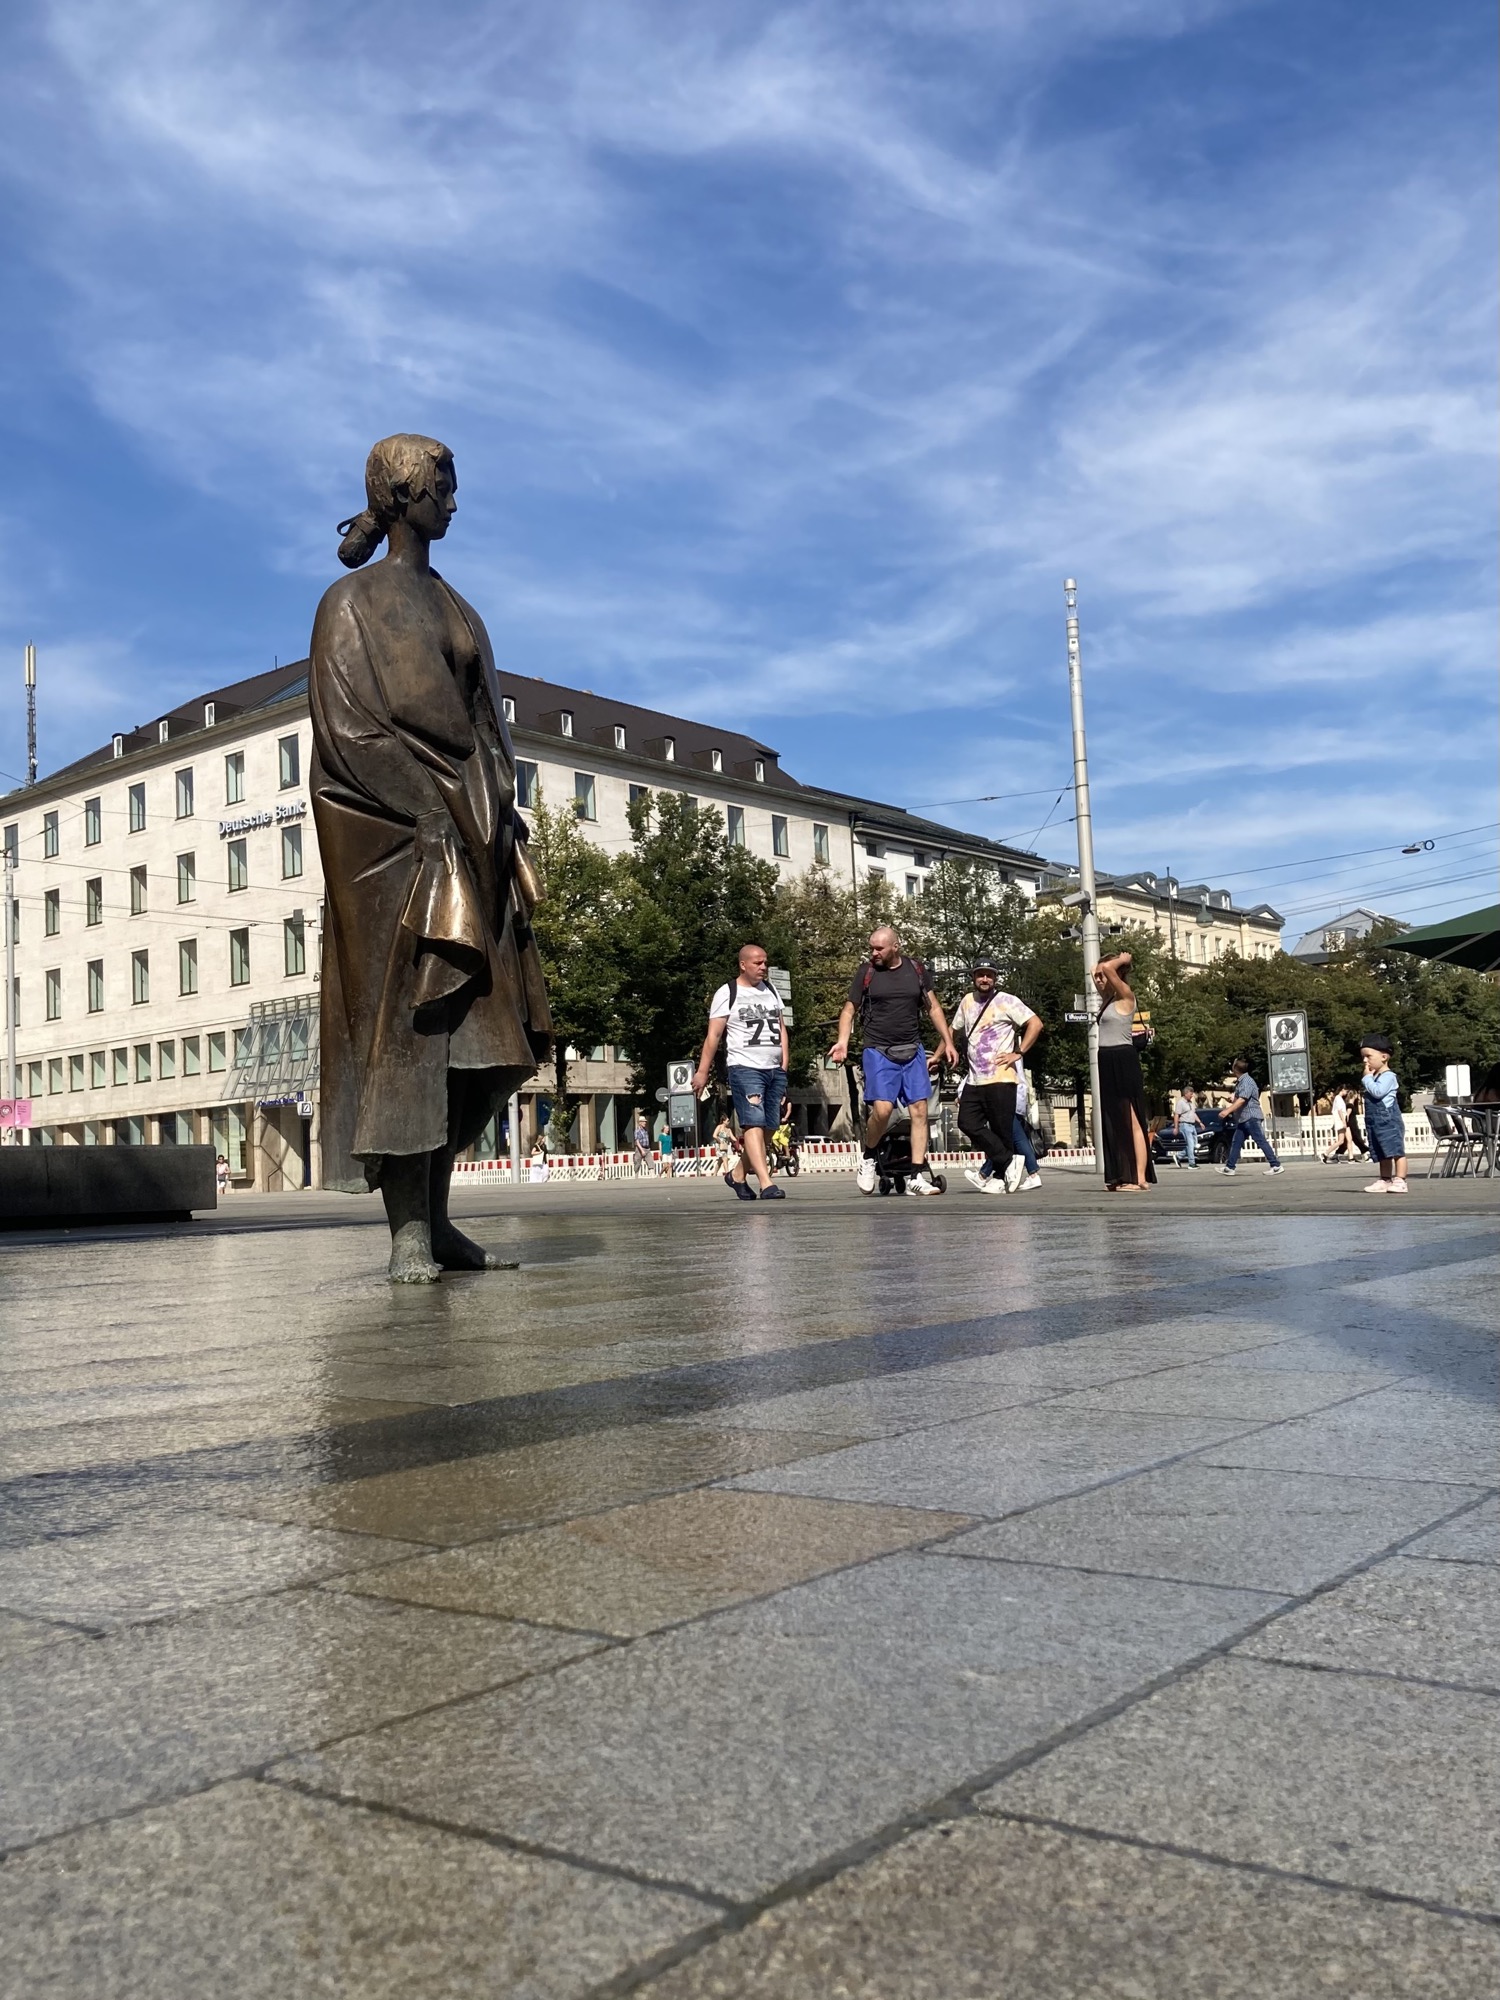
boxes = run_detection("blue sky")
[1,0,1495,937]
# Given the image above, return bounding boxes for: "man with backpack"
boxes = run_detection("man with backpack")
[829,925,957,1195]
[951,956,1043,1194]
[691,942,790,1201]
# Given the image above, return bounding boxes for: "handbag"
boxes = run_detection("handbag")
[1131,1009,1155,1055]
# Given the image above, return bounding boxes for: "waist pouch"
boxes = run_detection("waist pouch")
[879,1042,921,1064]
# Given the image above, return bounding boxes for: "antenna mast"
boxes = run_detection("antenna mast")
[24,645,36,787]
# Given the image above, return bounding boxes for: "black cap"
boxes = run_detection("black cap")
[970,956,1000,976]
[1360,1032,1392,1054]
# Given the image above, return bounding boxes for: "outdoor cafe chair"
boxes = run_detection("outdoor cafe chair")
[1425,1104,1471,1179]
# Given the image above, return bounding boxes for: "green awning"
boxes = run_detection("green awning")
[1386,904,1500,975]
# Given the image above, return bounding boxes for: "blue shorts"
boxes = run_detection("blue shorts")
[729,1065,786,1131]
[862,1047,931,1109]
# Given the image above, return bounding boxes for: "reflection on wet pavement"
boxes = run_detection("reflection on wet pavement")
[1,1181,1496,1996]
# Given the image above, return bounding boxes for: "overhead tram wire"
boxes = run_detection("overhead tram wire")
[1198,823,1499,884]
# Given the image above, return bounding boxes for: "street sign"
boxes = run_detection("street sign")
[654,1087,669,1104]
[667,1060,694,1093]
[768,965,795,1025]
[668,1093,697,1130]
[1266,1010,1311,1094]
[1063,1013,1089,1025]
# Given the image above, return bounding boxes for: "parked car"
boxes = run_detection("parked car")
[1151,1104,1233,1167]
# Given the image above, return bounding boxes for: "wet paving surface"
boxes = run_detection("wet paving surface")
[1,1174,1497,1996]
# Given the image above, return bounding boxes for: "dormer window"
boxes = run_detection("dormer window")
[559,710,574,738]
[158,719,170,744]
[502,697,515,724]
[203,701,216,728]
[710,748,723,773]
[614,724,626,750]
[663,736,676,762]
[113,734,124,759]
[754,759,765,783]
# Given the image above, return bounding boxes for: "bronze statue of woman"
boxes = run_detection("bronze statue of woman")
[310,435,552,1281]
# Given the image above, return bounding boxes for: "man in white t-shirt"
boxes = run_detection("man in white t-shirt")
[691,942,790,1202]
[952,956,1042,1194]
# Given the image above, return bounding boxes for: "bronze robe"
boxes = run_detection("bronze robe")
[309,562,551,1190]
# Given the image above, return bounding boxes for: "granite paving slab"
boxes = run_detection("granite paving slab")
[933,1463,1483,1596]
[0,1607,81,1663]
[0,1778,710,2000]
[0,1587,600,1852]
[1204,1389,1500,1486]
[637,1815,1500,2000]
[1042,1367,1385,1422]
[250,1424,844,1545]
[724,1407,1256,1516]
[665,1364,1068,1441]
[332,1490,973,1636]
[985,1656,1500,1914]
[1405,1498,1500,1567]
[2,1397,428,1479]
[1236,1556,1500,1690]
[1192,1337,1409,1379]
[0,1510,429,1629]
[279,1553,1274,1902]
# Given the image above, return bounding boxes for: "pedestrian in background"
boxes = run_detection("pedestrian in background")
[631,1111,652,1176]
[1323,1087,1357,1164]
[692,942,789,1203]
[1172,1084,1202,1168]
[1091,951,1154,1191]
[1360,1035,1408,1194]
[1218,1058,1284,1176]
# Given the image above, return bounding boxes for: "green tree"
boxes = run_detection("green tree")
[525,794,627,1138]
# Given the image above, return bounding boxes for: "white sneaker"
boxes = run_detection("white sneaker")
[980,1174,1006,1194]
[856,1156,877,1194]
[1217,1166,1236,1176]
[906,1171,942,1195]
[1020,1173,1042,1191]
[1363,1179,1389,1193]
[1264,1166,1284,1176]
[1003,1155,1027,1193]
[963,1167,988,1193]
[1389,1178,1409,1194]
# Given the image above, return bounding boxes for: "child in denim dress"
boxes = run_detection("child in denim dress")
[1360,1034,1407,1194]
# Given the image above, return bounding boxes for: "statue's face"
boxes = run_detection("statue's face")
[397,458,457,541]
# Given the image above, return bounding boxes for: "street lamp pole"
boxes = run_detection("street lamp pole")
[1064,579,1104,1172]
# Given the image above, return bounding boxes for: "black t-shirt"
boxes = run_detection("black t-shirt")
[849,957,931,1051]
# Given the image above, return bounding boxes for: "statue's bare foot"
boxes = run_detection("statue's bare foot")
[388,1221,442,1284]
[431,1223,517,1272]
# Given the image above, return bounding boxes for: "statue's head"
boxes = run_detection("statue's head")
[337,434,456,568]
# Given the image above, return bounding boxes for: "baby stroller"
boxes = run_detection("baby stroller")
[870,1122,947,1196]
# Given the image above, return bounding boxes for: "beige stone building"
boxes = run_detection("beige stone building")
[1039,867,1283,969]
[2,661,1045,1184]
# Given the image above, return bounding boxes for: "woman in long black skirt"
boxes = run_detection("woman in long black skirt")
[1093,952,1155,1191]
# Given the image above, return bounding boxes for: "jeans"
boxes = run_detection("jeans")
[1178,1122,1198,1166]
[1011,1116,1039,1175]
[1225,1117,1280,1170]
[958,1081,1017,1170]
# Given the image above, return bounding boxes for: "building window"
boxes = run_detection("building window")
[662,735,676,762]
[158,1039,176,1080]
[132,949,150,1005]
[130,864,148,915]
[179,938,198,996]
[284,913,306,977]
[628,783,649,807]
[44,887,60,936]
[710,748,723,773]
[227,839,248,892]
[43,810,59,857]
[613,724,627,749]
[289,1017,309,1062]
[278,735,300,789]
[813,823,830,866]
[116,1117,145,1146]
[208,1031,227,1073]
[868,866,886,883]
[755,759,765,784]
[233,1025,254,1065]
[45,968,61,1021]
[128,782,147,833]
[177,853,196,903]
[502,696,515,723]
[516,760,539,809]
[559,710,574,738]
[573,773,596,821]
[112,1047,129,1086]
[262,1020,282,1064]
[281,825,303,879]
[225,751,245,804]
[69,1053,85,1091]
[86,877,103,925]
[182,1035,201,1077]
[2,823,16,865]
[772,815,790,858]
[727,805,745,847]
[84,798,101,846]
[6,897,15,946]
[88,959,104,1012]
[906,875,920,899]
[90,1050,106,1088]
[48,1056,63,1094]
[229,928,250,985]
[176,768,194,818]
[134,1043,151,1083]
[27,1061,42,1098]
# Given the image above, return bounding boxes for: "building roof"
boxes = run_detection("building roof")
[1040,863,1282,926]
[2,657,1045,872]
[1290,907,1406,958]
